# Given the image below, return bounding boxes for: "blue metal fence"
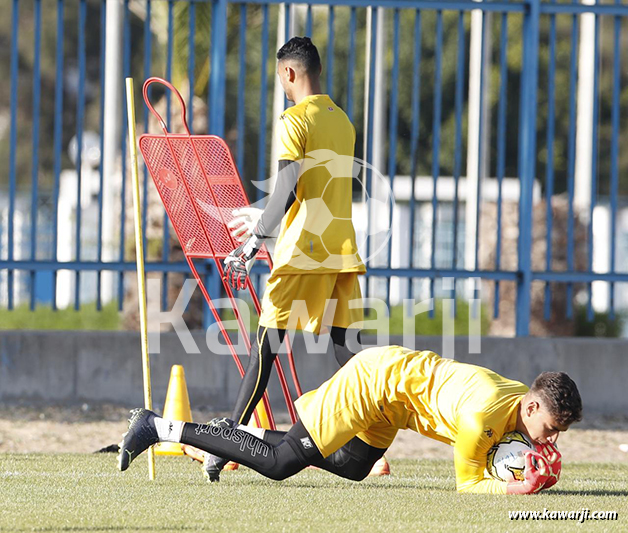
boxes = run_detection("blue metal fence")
[2,0,628,336]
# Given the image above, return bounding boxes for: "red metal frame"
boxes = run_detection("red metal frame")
[138,77,302,427]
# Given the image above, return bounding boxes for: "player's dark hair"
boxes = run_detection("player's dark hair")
[277,37,321,75]
[530,372,582,426]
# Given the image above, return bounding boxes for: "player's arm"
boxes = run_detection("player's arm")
[453,414,509,494]
[454,413,552,495]
[228,161,300,243]
[223,111,306,289]
[223,162,300,289]
[255,160,300,238]
[257,109,306,237]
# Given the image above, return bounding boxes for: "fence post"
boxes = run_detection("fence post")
[205,0,228,329]
[516,0,541,336]
[209,0,228,136]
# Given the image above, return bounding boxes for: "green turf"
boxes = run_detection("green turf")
[0,303,120,330]
[0,455,626,532]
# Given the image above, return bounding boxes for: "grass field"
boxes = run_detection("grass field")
[0,455,626,532]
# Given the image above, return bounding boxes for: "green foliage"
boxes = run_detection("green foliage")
[575,306,624,338]
[363,299,491,336]
[219,298,490,336]
[0,302,121,330]
[0,454,626,532]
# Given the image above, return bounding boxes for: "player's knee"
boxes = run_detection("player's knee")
[265,468,291,481]
[264,461,300,481]
[343,464,371,481]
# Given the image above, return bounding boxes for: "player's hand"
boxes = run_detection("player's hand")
[223,234,263,290]
[228,207,264,243]
[535,442,562,489]
[506,452,550,494]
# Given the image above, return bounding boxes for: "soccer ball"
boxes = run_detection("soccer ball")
[486,431,535,482]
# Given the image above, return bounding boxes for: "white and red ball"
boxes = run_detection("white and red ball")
[486,431,535,482]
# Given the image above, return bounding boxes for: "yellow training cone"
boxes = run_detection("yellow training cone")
[154,365,193,456]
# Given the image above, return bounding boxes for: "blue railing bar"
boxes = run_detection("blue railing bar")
[119,0,132,310]
[6,259,628,285]
[474,9,486,274]
[162,0,175,312]
[29,0,42,310]
[326,6,334,100]
[256,3,270,202]
[429,10,443,318]
[283,3,291,111]
[515,0,541,336]
[166,0,174,128]
[142,0,153,258]
[385,8,401,311]
[236,3,247,172]
[533,272,628,284]
[494,11,508,320]
[565,11,578,320]
[540,3,628,16]
[451,11,464,271]
[96,0,107,311]
[228,0,527,13]
[365,268,519,281]
[7,0,19,309]
[51,0,65,311]
[284,2,291,44]
[74,0,87,311]
[255,5,271,299]
[371,270,628,285]
[450,10,465,318]
[210,0,228,136]
[363,7,378,303]
[305,4,313,36]
[236,4,247,172]
[407,8,422,301]
[586,12,600,322]
[0,261,191,274]
[206,0,229,327]
[346,6,356,122]
[188,1,196,133]
[608,5,621,320]
[543,3,556,321]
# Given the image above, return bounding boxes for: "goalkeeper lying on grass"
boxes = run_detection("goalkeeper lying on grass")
[118,345,581,494]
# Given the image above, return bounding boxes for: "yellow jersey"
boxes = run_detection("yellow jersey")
[272,94,366,274]
[295,346,528,494]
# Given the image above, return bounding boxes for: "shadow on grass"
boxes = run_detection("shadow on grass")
[240,477,451,491]
[0,526,198,531]
[550,489,628,497]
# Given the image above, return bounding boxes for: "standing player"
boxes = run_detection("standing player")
[119,345,582,494]
[206,37,381,480]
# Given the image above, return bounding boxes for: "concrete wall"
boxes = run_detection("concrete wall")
[0,331,626,417]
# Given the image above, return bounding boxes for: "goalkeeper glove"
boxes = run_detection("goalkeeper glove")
[535,441,562,489]
[223,234,263,290]
[506,451,550,494]
[227,207,264,243]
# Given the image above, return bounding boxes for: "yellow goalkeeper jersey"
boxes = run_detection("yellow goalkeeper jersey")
[272,94,366,274]
[295,346,528,494]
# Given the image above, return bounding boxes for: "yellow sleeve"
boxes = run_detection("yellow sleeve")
[453,413,508,495]
[276,111,307,161]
